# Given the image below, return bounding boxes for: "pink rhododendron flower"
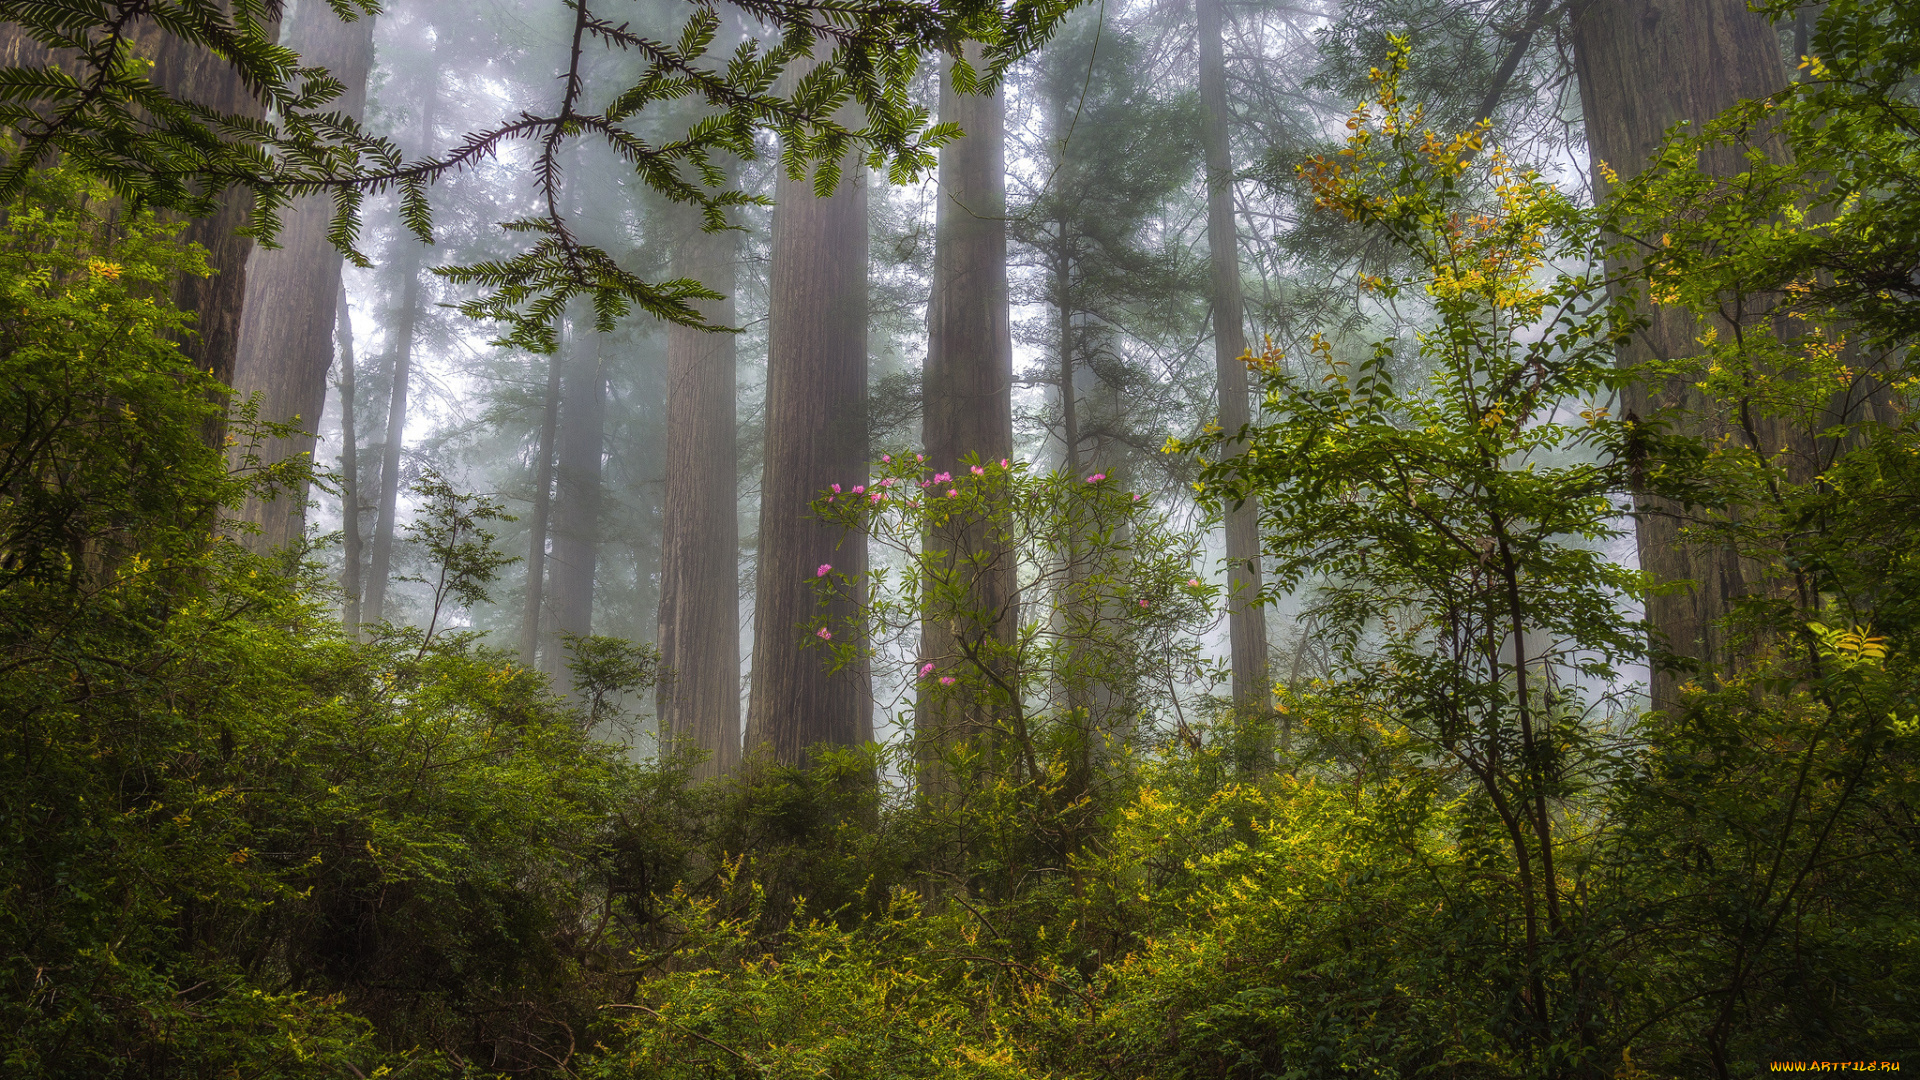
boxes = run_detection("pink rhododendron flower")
[939,676,956,686]
[916,454,925,462]
[831,483,841,493]
[870,491,884,503]
[1133,493,1141,501]
[880,477,895,487]
[918,662,936,678]
[970,465,985,475]
[852,485,864,495]
[1187,578,1201,587]
[933,472,951,484]
[882,455,891,463]
[946,489,958,498]
[817,564,832,577]
[1138,599,1149,608]
[1000,458,1009,468]
[920,481,930,488]
[1087,473,1106,483]
[816,627,833,640]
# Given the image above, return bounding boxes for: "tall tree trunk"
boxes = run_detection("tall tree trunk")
[520,347,564,665]
[229,2,377,552]
[546,328,607,674]
[361,238,424,625]
[2,9,278,406]
[1571,0,1788,709]
[135,13,279,392]
[917,44,1015,791]
[657,202,742,778]
[361,80,436,627]
[338,287,365,636]
[1198,0,1268,713]
[745,109,872,768]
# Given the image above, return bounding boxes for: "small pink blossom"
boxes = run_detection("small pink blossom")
[946,489,958,498]
[1000,458,1009,469]
[880,477,896,487]
[882,455,892,463]
[918,662,936,678]
[1133,493,1141,502]
[870,491,884,503]
[916,454,925,462]
[1187,578,1201,587]
[852,485,865,495]
[817,564,832,577]
[1138,599,1149,608]
[970,465,985,475]
[939,676,956,686]
[933,472,951,484]
[831,483,841,494]
[816,627,833,640]
[1087,473,1106,483]
[920,481,930,488]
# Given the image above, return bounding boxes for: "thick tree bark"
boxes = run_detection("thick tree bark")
[361,238,423,626]
[546,329,607,673]
[338,287,365,636]
[917,44,1015,789]
[520,348,564,665]
[1198,0,1269,712]
[1571,0,1788,709]
[657,203,743,778]
[134,15,278,391]
[229,2,376,552]
[2,10,276,405]
[745,121,872,767]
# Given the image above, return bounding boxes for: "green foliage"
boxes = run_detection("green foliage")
[394,470,517,647]
[0,169,641,1076]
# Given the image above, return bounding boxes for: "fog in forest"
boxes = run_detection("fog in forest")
[288,0,1631,754]
[7,0,1914,1073]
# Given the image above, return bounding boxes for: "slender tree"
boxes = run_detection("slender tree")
[1197,0,1268,712]
[1570,0,1789,707]
[546,329,608,673]
[657,199,743,777]
[917,43,1015,786]
[361,67,438,627]
[229,0,377,551]
[338,287,365,635]
[520,345,565,664]
[362,235,422,626]
[745,95,873,767]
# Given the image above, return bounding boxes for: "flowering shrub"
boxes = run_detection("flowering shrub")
[804,455,1224,790]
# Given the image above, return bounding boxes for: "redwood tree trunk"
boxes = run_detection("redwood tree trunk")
[546,328,607,673]
[2,10,278,409]
[1571,0,1788,709]
[657,204,742,778]
[745,124,872,767]
[134,12,279,391]
[230,2,376,551]
[1198,0,1268,712]
[917,44,1015,789]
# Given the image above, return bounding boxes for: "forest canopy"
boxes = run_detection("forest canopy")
[1,0,1917,1077]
